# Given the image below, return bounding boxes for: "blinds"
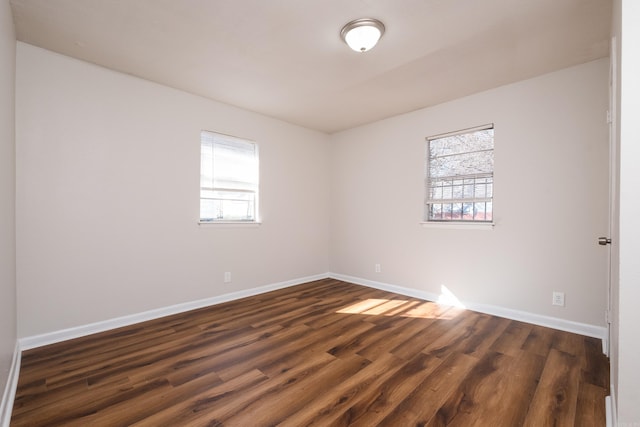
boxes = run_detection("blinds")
[427,125,494,179]
[200,131,259,221]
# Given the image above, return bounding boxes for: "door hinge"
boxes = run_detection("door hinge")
[606,110,612,124]
[605,309,612,324]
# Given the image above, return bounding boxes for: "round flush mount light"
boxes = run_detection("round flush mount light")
[340,18,385,53]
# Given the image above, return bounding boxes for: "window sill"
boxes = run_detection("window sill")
[420,221,494,230]
[198,221,262,228]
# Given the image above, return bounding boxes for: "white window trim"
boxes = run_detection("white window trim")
[198,221,262,228]
[420,221,494,230]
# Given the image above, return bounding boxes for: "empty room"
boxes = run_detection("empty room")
[1,0,639,426]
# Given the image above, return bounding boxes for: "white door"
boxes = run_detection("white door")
[602,35,618,357]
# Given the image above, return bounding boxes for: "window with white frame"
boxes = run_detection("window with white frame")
[200,131,259,222]
[425,124,494,222]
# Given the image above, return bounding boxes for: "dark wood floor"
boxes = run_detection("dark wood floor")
[11,278,609,426]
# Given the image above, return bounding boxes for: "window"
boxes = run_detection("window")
[200,131,259,222]
[425,124,494,222]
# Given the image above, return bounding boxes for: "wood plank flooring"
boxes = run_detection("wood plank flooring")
[11,279,609,426]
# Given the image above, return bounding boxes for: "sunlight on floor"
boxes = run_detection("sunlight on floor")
[336,286,465,320]
[437,285,466,309]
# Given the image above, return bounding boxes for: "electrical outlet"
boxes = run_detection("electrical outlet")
[224,272,231,283]
[552,291,565,307]
[375,263,381,273]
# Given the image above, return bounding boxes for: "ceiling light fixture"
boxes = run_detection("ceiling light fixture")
[340,18,385,53]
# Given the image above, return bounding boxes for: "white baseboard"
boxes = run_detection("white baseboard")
[328,272,608,341]
[606,394,614,427]
[18,271,607,351]
[19,273,329,351]
[0,342,21,427]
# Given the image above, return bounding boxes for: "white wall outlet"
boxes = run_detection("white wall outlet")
[375,263,381,273]
[224,272,231,283]
[552,291,565,307]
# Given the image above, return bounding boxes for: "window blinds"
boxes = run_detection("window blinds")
[200,131,259,222]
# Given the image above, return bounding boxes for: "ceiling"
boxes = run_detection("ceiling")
[10,0,612,134]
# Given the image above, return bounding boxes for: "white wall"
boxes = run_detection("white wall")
[15,43,330,337]
[615,0,640,423]
[330,59,609,327]
[0,0,16,408]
